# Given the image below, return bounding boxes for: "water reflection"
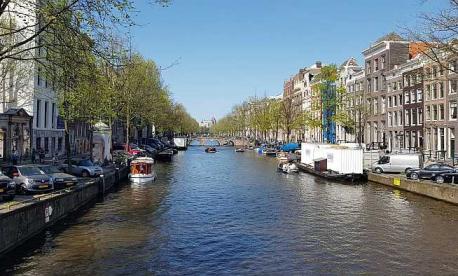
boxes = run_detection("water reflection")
[1,148,457,275]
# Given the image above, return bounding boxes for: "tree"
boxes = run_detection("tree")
[0,0,169,63]
[406,0,458,72]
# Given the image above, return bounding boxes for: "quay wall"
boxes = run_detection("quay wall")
[0,166,129,257]
[368,173,458,205]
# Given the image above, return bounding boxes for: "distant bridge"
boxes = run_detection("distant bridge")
[188,136,245,147]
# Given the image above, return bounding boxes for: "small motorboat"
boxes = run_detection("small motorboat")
[235,148,245,153]
[129,157,156,183]
[277,161,299,174]
[154,149,173,162]
[263,148,278,157]
[205,147,217,153]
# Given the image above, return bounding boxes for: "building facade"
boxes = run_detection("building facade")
[362,33,410,148]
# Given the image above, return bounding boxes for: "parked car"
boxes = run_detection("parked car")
[60,159,103,177]
[38,165,78,189]
[406,163,456,181]
[430,171,458,184]
[2,165,54,194]
[0,171,16,201]
[372,154,422,174]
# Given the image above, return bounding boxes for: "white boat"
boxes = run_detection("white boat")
[129,157,156,183]
[173,137,188,150]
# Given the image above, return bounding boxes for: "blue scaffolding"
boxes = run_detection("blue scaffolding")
[321,82,336,144]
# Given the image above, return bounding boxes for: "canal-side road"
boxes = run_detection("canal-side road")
[1,148,457,275]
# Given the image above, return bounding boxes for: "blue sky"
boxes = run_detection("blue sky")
[131,0,447,121]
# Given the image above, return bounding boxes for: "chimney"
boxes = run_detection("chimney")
[316,61,322,68]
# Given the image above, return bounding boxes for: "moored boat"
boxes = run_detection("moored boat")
[173,137,188,150]
[129,157,156,183]
[235,148,245,153]
[205,147,217,153]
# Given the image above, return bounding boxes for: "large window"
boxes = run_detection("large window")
[425,85,430,100]
[412,109,417,125]
[432,105,438,120]
[450,80,457,94]
[419,108,423,124]
[405,92,410,104]
[44,101,48,129]
[426,105,431,121]
[439,82,445,98]
[432,83,437,99]
[405,109,410,126]
[439,104,445,120]
[450,101,457,120]
[36,100,41,128]
[417,89,422,102]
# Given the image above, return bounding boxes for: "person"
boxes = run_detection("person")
[11,150,18,165]
[52,152,58,165]
[38,148,45,163]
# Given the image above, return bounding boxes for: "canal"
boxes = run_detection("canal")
[1,147,458,275]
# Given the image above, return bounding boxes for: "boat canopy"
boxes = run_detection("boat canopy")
[280,143,299,152]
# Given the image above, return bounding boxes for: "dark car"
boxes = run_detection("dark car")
[0,171,16,201]
[38,165,78,189]
[432,171,458,184]
[406,163,456,181]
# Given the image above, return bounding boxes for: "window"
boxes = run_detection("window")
[412,108,417,125]
[405,109,410,126]
[439,82,444,98]
[393,95,397,107]
[36,100,41,128]
[399,94,403,105]
[425,85,430,100]
[417,89,422,102]
[44,101,48,128]
[381,96,386,113]
[433,66,438,77]
[388,112,392,127]
[378,156,390,164]
[432,105,437,120]
[52,103,56,128]
[405,92,410,104]
[388,96,392,108]
[426,105,431,121]
[394,112,398,126]
[419,108,423,124]
[374,77,379,91]
[404,75,408,87]
[450,80,457,94]
[450,101,457,120]
[381,55,386,69]
[44,137,49,152]
[410,90,415,103]
[425,67,432,79]
[416,72,422,84]
[398,110,403,126]
[366,61,371,74]
[449,60,457,72]
[374,58,379,71]
[409,75,414,87]
[373,99,378,115]
[432,83,437,99]
[37,67,41,86]
[439,104,445,120]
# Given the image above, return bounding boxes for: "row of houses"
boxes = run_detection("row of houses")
[281,33,457,161]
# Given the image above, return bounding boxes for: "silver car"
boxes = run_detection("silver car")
[3,165,54,193]
[60,159,103,177]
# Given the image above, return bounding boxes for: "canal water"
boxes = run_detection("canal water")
[1,147,458,275]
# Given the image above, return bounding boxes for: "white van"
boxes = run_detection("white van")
[372,154,422,174]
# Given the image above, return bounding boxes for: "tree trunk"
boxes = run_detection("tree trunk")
[64,120,71,173]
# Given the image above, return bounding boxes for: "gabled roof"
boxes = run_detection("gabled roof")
[340,57,359,69]
[2,108,31,117]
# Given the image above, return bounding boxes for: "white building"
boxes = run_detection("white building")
[337,58,363,143]
[2,1,65,157]
[302,62,322,142]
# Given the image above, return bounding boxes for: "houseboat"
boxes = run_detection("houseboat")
[173,137,188,150]
[129,157,156,183]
